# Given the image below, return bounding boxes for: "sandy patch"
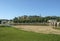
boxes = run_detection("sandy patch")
[14,25,60,34]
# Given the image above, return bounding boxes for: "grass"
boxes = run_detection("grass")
[0,27,60,41]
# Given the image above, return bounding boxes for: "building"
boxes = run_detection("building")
[0,19,13,26]
[48,20,60,27]
[48,20,57,26]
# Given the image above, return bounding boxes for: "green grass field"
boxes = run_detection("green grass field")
[0,26,60,41]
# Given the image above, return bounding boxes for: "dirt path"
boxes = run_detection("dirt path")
[14,25,60,35]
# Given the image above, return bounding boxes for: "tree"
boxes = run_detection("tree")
[13,15,60,23]
[13,17,19,23]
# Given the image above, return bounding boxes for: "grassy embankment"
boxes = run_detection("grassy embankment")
[0,26,60,41]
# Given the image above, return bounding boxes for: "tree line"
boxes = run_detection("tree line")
[13,15,60,23]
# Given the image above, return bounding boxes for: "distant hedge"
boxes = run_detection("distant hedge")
[11,23,48,26]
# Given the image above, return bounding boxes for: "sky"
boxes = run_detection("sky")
[0,0,60,19]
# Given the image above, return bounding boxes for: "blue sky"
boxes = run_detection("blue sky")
[0,0,60,19]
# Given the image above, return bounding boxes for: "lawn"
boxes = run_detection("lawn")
[0,26,60,41]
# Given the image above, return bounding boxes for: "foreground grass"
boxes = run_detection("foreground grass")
[0,27,60,41]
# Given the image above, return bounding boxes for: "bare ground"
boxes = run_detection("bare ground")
[14,25,60,35]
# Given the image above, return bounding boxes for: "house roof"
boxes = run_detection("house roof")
[48,20,57,22]
[0,19,9,21]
